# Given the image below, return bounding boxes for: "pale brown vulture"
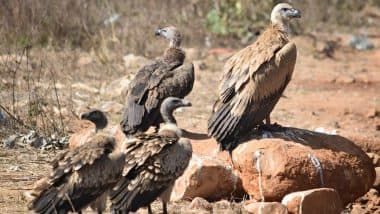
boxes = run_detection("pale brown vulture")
[28,98,192,214]
[27,110,125,214]
[121,26,194,135]
[110,97,192,214]
[208,3,301,152]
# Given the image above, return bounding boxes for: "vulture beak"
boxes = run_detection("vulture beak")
[286,8,301,18]
[181,99,192,107]
[155,28,162,36]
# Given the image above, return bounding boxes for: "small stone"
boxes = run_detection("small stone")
[77,55,93,66]
[376,124,380,131]
[244,202,288,214]
[171,154,244,201]
[214,200,231,210]
[367,108,380,119]
[189,197,212,211]
[282,188,343,214]
[350,204,367,214]
[336,75,355,84]
[3,134,19,148]
[0,110,6,122]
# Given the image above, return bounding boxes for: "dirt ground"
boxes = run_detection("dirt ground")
[0,32,379,213]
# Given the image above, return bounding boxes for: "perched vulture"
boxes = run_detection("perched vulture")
[208,3,301,152]
[27,110,124,214]
[121,26,194,135]
[110,97,193,214]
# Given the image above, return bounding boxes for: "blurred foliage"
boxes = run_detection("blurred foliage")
[0,0,379,54]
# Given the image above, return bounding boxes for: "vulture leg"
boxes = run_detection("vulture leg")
[148,205,153,214]
[265,115,271,125]
[162,202,168,214]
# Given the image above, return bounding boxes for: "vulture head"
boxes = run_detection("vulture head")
[271,3,301,32]
[155,26,182,48]
[159,97,191,137]
[80,109,108,132]
[160,97,191,124]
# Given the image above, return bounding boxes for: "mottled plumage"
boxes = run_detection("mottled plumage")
[121,26,194,135]
[111,97,193,214]
[27,134,125,214]
[28,110,122,214]
[208,3,301,151]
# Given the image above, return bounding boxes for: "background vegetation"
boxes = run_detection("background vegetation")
[0,0,379,54]
[0,0,379,140]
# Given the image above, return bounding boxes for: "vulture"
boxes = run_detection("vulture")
[121,26,194,135]
[208,3,301,152]
[27,97,192,214]
[110,97,193,214]
[27,109,124,214]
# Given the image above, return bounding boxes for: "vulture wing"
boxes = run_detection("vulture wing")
[122,62,194,134]
[208,27,297,150]
[110,134,191,212]
[29,135,124,213]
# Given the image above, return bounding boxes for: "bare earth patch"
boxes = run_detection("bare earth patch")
[0,34,379,213]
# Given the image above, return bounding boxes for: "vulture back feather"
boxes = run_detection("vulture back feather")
[121,26,194,135]
[28,110,125,214]
[208,3,300,151]
[111,97,192,213]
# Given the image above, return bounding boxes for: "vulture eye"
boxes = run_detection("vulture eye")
[161,29,167,33]
[282,8,289,12]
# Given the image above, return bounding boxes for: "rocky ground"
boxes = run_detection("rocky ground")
[0,32,379,213]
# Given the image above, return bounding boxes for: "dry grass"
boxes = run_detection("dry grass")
[0,0,379,140]
[0,1,378,53]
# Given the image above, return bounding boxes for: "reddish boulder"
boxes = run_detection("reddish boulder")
[171,154,244,201]
[244,202,288,214]
[232,127,375,205]
[281,188,342,214]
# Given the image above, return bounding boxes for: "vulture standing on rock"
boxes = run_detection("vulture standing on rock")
[121,26,194,135]
[27,110,125,214]
[110,97,193,214]
[208,3,301,152]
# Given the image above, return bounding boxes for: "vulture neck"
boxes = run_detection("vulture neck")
[159,104,182,137]
[163,47,185,65]
[161,108,176,125]
[271,21,291,36]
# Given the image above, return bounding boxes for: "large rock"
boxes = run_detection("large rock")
[244,202,288,214]
[281,188,342,214]
[232,127,375,205]
[171,154,244,201]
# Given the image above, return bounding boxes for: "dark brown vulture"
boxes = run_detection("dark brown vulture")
[208,3,301,152]
[27,110,125,214]
[110,97,193,214]
[121,26,194,135]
